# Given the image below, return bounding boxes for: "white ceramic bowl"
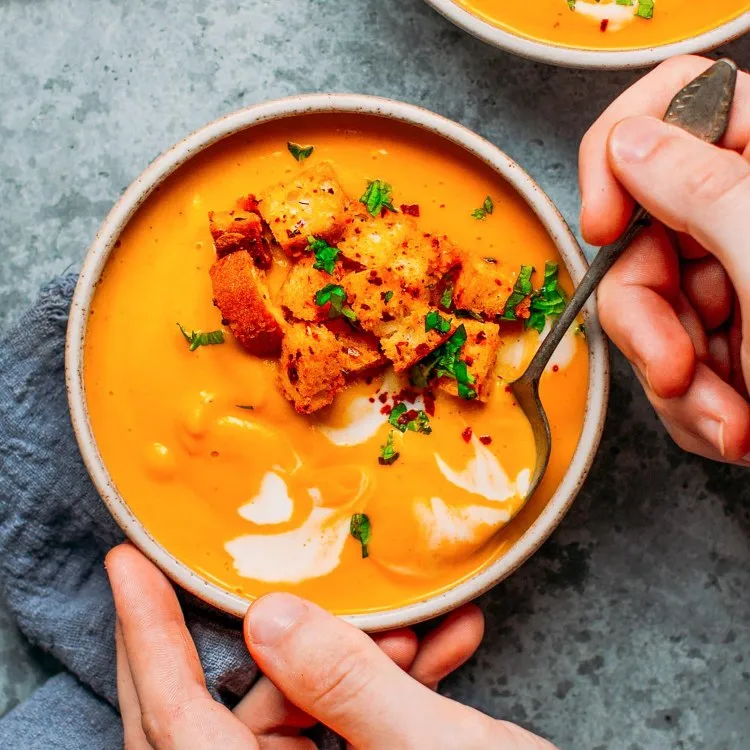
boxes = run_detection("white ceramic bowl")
[423,0,750,69]
[66,94,609,631]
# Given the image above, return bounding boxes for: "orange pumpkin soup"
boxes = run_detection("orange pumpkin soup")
[455,0,749,50]
[84,114,588,614]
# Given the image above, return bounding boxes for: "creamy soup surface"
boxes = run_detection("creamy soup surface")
[85,114,589,614]
[455,0,749,50]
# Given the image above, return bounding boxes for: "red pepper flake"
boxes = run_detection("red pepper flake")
[378,392,389,404]
[461,426,473,443]
[479,435,493,446]
[504,385,512,393]
[552,364,559,373]
[600,19,609,32]
[380,404,392,415]
[368,397,375,403]
[400,203,420,217]
[397,388,419,404]
[464,356,474,367]
[476,331,487,343]
[239,194,261,213]
[400,409,419,426]
[424,393,436,417]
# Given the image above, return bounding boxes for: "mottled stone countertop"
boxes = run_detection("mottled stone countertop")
[1,1,748,748]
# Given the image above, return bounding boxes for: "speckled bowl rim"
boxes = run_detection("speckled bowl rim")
[423,0,750,69]
[66,94,609,631]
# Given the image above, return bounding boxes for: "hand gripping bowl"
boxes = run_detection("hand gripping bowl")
[66,95,609,631]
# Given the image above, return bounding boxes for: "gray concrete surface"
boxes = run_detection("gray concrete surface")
[1,0,748,747]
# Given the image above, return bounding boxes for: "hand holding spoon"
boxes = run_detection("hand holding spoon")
[512,58,738,502]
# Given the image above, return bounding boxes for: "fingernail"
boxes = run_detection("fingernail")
[246,593,307,646]
[697,417,724,456]
[610,117,666,164]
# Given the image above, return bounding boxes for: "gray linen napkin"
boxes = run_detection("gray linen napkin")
[0,276,339,749]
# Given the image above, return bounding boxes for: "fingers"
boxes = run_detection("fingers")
[234,676,316,734]
[637,363,750,462]
[245,593,493,749]
[579,55,750,245]
[371,627,419,671]
[681,257,733,332]
[107,545,257,750]
[597,224,695,399]
[116,620,152,750]
[409,604,485,690]
[607,116,750,391]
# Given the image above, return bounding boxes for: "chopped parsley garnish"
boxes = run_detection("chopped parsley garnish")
[287,142,314,162]
[350,513,371,558]
[425,310,452,334]
[635,0,654,19]
[314,284,357,322]
[567,0,576,9]
[439,282,454,310]
[388,403,433,434]
[501,265,534,321]
[178,324,225,352]
[471,196,494,220]
[410,324,477,400]
[383,290,394,304]
[501,263,566,333]
[236,404,254,410]
[455,309,483,321]
[527,262,566,333]
[308,236,339,275]
[378,430,400,465]
[360,180,396,217]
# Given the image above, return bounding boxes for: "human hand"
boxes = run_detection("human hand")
[107,544,553,749]
[579,55,750,463]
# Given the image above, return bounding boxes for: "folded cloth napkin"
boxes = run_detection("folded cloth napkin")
[0,276,339,749]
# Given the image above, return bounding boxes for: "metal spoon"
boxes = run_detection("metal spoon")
[512,58,738,501]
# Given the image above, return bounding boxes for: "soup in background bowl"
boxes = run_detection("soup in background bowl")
[424,0,750,68]
[66,96,608,630]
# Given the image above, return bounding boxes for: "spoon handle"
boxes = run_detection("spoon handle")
[518,58,738,386]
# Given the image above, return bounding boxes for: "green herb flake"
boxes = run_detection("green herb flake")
[635,0,654,19]
[575,323,587,338]
[314,283,357,322]
[236,404,254,410]
[178,323,225,352]
[526,262,566,334]
[567,0,576,9]
[384,290,394,304]
[350,513,371,558]
[378,430,400,466]
[439,282,454,310]
[388,403,432,434]
[360,180,396,217]
[501,265,534,321]
[287,142,314,162]
[308,236,339,275]
[409,324,476,400]
[471,195,494,220]
[425,310,452,335]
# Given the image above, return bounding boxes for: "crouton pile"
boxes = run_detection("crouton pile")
[207,162,513,415]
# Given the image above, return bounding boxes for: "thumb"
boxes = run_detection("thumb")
[607,115,750,387]
[244,594,494,749]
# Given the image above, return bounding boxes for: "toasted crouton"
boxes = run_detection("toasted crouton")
[208,210,271,268]
[452,253,516,319]
[337,213,417,268]
[438,320,500,401]
[279,257,341,322]
[324,319,388,376]
[278,323,346,414]
[209,252,284,356]
[378,311,455,372]
[260,163,354,258]
[341,267,456,371]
